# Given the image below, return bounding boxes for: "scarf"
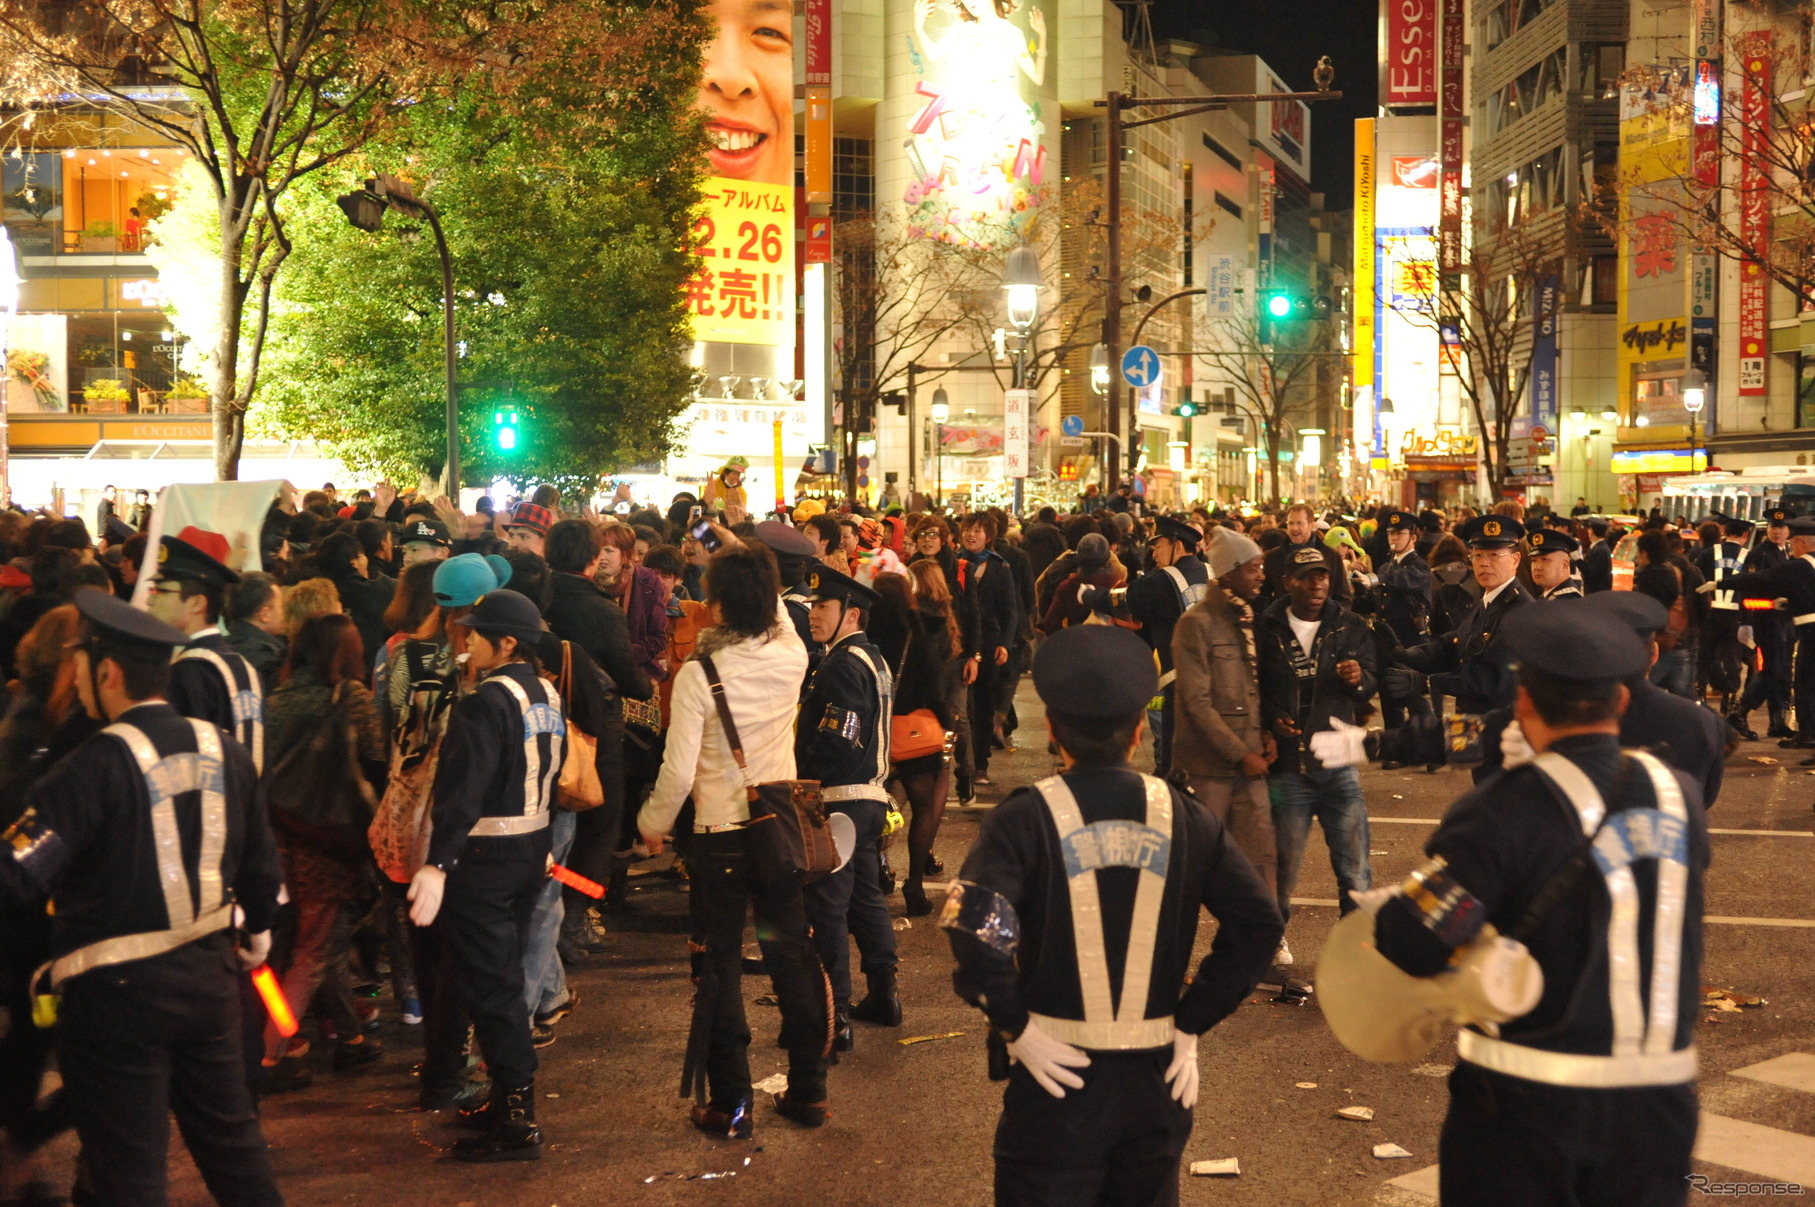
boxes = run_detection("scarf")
[957,547,988,589]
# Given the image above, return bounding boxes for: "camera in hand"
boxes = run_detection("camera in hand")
[690,518,722,553]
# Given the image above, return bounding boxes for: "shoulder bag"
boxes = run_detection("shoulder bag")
[369,642,452,884]
[266,680,377,858]
[555,640,605,811]
[888,625,946,763]
[699,654,837,883]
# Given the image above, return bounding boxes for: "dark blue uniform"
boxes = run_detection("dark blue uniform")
[1725,546,1815,742]
[1736,537,1795,731]
[1124,553,1208,774]
[1400,579,1532,714]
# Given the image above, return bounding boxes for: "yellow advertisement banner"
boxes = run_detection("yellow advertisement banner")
[687,178,795,346]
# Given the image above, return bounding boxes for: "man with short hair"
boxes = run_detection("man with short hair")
[1124,516,1208,775]
[1698,514,1753,729]
[1736,508,1794,737]
[1579,518,1615,594]
[149,527,265,771]
[1718,511,1815,746]
[957,512,1020,790]
[1397,514,1532,717]
[1525,528,1582,600]
[1262,503,1349,603]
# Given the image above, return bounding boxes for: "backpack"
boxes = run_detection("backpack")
[368,641,456,884]
[266,681,377,859]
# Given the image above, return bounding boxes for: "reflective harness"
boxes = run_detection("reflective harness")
[1795,554,1815,628]
[176,644,264,771]
[470,674,566,837]
[1457,749,1696,1088]
[1154,566,1207,689]
[35,719,235,994]
[1027,774,1176,1050]
[1710,541,1743,611]
[819,642,894,804]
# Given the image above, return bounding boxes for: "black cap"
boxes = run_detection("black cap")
[157,528,239,587]
[801,564,880,609]
[103,515,136,545]
[75,589,190,656]
[1378,507,1418,532]
[1722,516,1755,537]
[1153,515,1202,549]
[753,519,817,558]
[1767,507,1796,526]
[1584,517,1611,536]
[1417,510,1445,532]
[1503,599,1649,682]
[1525,529,1579,556]
[401,517,451,547]
[1287,545,1329,577]
[1456,514,1524,548]
[463,589,547,641]
[1583,588,1668,639]
[1033,626,1158,720]
[1789,517,1815,538]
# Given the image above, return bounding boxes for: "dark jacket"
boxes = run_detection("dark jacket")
[957,549,1020,657]
[1402,578,1532,714]
[796,631,888,793]
[871,602,959,728]
[327,570,396,667]
[225,620,287,693]
[1021,522,1066,583]
[1376,548,1433,644]
[994,537,1036,642]
[1256,596,1378,777]
[607,565,670,683]
[545,572,654,703]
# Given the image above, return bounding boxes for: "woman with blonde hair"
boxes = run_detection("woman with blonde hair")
[282,577,342,636]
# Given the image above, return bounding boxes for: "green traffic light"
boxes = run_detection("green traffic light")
[494,407,521,452]
[1266,293,1293,318]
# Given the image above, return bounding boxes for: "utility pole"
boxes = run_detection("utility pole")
[1097,86,1341,492]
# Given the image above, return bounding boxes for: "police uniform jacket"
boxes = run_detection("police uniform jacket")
[1400,578,1532,714]
[1256,596,1377,777]
[427,661,567,870]
[1376,734,1707,1061]
[1696,540,1747,614]
[947,764,1283,1040]
[796,630,890,799]
[1725,547,1815,627]
[1377,548,1433,644]
[1124,555,1208,673]
[167,630,262,757]
[0,702,281,960]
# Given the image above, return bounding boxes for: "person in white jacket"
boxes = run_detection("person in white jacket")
[638,544,831,1137]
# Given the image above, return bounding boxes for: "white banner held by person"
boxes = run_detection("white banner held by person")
[131,480,293,608]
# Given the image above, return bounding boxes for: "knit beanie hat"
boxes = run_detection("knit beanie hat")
[1205,529,1263,580]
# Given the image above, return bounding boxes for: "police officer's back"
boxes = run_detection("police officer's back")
[148,527,265,770]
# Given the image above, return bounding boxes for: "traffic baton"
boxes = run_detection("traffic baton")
[550,862,605,899]
[251,964,298,1037]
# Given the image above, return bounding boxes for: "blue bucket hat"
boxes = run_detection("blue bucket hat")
[433,552,512,607]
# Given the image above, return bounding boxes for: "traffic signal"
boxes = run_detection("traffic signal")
[1260,291,1335,323]
[1264,291,1293,319]
[493,407,520,451]
[1172,399,1202,418]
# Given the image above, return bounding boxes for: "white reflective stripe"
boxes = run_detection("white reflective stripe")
[1457,1029,1696,1088]
[1631,750,1691,1057]
[106,722,196,928]
[1530,753,1645,1057]
[821,784,892,803]
[1028,1012,1175,1051]
[1156,669,1177,689]
[844,645,894,796]
[493,675,563,823]
[44,903,236,991]
[1114,775,1174,1026]
[189,721,227,916]
[468,812,551,837]
[1795,613,1815,628]
[177,647,263,771]
[1036,774,1115,1024]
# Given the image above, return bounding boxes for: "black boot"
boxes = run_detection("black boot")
[901,882,933,917]
[453,1082,542,1162]
[849,969,903,1027]
[1769,706,1795,739]
[1727,709,1758,741]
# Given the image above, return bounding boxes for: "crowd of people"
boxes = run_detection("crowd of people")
[0,469,1755,1205]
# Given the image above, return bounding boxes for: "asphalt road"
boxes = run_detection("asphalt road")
[62,680,1815,1204]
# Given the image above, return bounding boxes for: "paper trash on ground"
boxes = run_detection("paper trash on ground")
[1189,1158,1241,1177]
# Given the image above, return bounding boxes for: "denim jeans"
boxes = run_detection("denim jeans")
[522,807,577,1017]
[1269,763,1371,926]
[1649,646,1696,700]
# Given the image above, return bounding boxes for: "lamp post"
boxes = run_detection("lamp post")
[1003,244,1042,514]
[338,175,460,498]
[930,387,950,508]
[0,227,20,508]
[1683,368,1707,475]
[1089,342,1110,396]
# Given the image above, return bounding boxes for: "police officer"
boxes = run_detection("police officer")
[1371,603,1707,1206]
[1739,506,1796,740]
[147,526,265,770]
[1123,515,1208,775]
[1721,513,1815,748]
[1375,508,1433,644]
[1579,518,1615,594]
[1523,528,1582,600]
[754,519,819,650]
[943,625,1282,1206]
[1698,514,1753,730]
[406,589,567,1162]
[0,590,284,1206]
[796,565,900,1050]
[1395,514,1532,716]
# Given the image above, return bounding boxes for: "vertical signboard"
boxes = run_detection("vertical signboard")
[1003,388,1032,478]
[1437,0,1463,277]
[1737,36,1770,396]
[1207,255,1235,318]
[804,0,832,206]
[1529,273,1559,435]
[1384,0,1437,107]
[1352,120,1377,452]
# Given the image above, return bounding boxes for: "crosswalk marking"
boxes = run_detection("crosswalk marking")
[1732,1053,1815,1094]
[1386,1165,1439,1198]
[1289,898,1815,928]
[1696,1113,1815,1186]
[1369,817,1813,838]
[1709,828,1815,837]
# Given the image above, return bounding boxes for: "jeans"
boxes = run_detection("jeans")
[1269,763,1371,926]
[1648,646,1695,699]
[803,798,899,1004]
[522,807,576,1016]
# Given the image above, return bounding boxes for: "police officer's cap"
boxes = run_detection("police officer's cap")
[157,526,240,587]
[74,588,190,657]
[401,517,451,547]
[1525,528,1579,556]
[1582,588,1668,639]
[1790,516,1815,538]
[1722,516,1755,537]
[1287,545,1329,578]
[802,564,879,610]
[1502,600,1649,682]
[1033,626,1158,720]
[1767,506,1796,527]
[1379,507,1418,532]
[1152,515,1202,549]
[1417,510,1445,532]
[1456,514,1524,548]
[753,519,817,558]
[463,589,546,642]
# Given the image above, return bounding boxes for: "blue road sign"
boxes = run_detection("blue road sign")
[1121,345,1162,388]
[1061,414,1084,438]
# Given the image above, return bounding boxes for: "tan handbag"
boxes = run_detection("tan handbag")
[555,641,605,811]
[886,626,946,762]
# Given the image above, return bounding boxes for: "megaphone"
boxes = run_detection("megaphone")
[828,811,858,874]
[1316,903,1544,1063]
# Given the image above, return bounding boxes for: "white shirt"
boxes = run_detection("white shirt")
[1286,612,1321,654]
[639,625,808,832]
[1483,578,1516,606]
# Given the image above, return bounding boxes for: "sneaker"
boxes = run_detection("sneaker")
[259,1057,313,1095]
[401,997,424,1026]
[975,774,993,787]
[1275,939,1294,967]
[535,987,579,1028]
[530,1023,558,1049]
[958,795,978,808]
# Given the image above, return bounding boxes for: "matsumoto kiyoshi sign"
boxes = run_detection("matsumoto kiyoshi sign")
[1621,319,1687,357]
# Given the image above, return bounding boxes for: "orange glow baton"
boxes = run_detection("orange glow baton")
[251,964,298,1037]
[550,863,605,898]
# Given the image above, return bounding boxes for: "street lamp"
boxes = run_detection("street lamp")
[1089,343,1109,395]
[337,174,461,497]
[931,387,950,507]
[1683,368,1707,474]
[0,226,19,508]
[1002,245,1042,512]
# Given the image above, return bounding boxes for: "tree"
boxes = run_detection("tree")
[0,0,700,481]
[1196,303,1333,504]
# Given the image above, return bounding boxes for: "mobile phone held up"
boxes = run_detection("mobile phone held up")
[690,518,722,554]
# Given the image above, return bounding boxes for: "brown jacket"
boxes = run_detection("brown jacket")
[1171,580,1264,778]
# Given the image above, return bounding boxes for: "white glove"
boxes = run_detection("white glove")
[1499,718,1535,770]
[408,865,447,927]
[1695,579,1716,594]
[1006,1019,1092,1098]
[1163,1027,1199,1109]
[235,929,271,971]
[1308,717,1368,769]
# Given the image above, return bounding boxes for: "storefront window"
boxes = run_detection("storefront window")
[2,145,181,256]
[1634,373,1685,428]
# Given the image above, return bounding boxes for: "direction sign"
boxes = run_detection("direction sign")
[1121,345,1162,389]
[1061,414,1084,438]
